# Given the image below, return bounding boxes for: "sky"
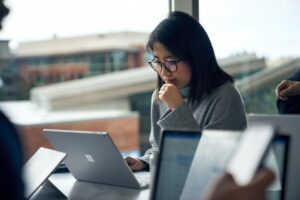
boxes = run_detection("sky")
[200,0,300,59]
[0,0,299,59]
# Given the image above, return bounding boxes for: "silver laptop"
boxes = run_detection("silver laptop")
[22,147,67,199]
[44,129,150,189]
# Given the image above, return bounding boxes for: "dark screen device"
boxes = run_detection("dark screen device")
[150,130,201,200]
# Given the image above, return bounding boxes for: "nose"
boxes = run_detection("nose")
[160,65,172,77]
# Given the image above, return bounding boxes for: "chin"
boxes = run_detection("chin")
[165,80,176,85]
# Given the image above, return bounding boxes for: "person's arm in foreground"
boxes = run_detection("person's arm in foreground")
[275,80,300,100]
[203,169,275,200]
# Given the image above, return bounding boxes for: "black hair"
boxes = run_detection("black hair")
[0,0,9,30]
[147,11,233,104]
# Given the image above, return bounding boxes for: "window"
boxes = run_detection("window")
[200,0,300,113]
[0,0,169,156]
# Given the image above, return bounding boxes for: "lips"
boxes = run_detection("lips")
[164,79,176,84]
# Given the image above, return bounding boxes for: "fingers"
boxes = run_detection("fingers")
[216,172,235,185]
[278,89,290,100]
[275,80,289,97]
[205,170,275,200]
[158,87,166,100]
[159,83,174,93]
[158,85,166,96]
[125,157,143,171]
[158,84,174,101]
[130,163,142,171]
[248,169,275,191]
[275,80,300,100]
[125,156,133,163]
[125,157,137,166]
[158,83,183,110]
[202,173,237,200]
[279,88,291,98]
[275,80,295,100]
[281,82,300,97]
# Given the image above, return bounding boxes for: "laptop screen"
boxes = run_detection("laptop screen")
[152,130,201,200]
[152,130,289,200]
[22,147,67,199]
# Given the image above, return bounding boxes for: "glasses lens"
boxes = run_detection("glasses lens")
[164,61,177,72]
[150,61,161,72]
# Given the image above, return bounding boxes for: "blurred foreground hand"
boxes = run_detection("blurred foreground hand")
[203,169,275,200]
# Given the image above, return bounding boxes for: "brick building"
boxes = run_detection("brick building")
[1,31,149,100]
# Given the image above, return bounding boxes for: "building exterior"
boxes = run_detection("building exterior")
[236,58,300,114]
[27,56,300,153]
[218,52,266,80]
[0,40,14,99]
[0,101,140,159]
[0,32,150,157]
[0,31,267,101]
[0,32,149,100]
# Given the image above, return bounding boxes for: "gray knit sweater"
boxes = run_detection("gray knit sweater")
[139,82,247,165]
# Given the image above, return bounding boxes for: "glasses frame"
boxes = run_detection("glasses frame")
[148,59,181,73]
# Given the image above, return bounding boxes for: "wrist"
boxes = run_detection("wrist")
[138,159,149,171]
[170,100,183,111]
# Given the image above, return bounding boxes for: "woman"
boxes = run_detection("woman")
[126,11,246,171]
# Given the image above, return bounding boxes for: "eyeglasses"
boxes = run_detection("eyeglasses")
[148,59,181,73]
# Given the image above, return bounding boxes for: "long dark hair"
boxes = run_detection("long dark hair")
[147,11,233,104]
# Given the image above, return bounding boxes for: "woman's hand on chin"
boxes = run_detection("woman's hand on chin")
[159,83,183,110]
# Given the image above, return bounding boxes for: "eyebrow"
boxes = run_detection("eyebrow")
[153,55,176,60]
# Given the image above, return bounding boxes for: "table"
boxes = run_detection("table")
[30,173,150,200]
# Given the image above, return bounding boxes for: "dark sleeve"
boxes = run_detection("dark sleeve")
[277,69,300,114]
[0,111,25,200]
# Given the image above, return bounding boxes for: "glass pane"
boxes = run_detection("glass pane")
[0,0,168,157]
[200,0,300,114]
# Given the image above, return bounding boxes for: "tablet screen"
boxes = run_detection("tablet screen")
[152,131,200,200]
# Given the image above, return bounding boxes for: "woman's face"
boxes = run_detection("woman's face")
[153,42,191,89]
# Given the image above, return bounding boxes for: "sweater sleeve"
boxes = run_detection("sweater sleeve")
[157,102,200,131]
[139,91,159,167]
[139,129,158,168]
[158,84,246,131]
[139,101,199,167]
[203,86,247,131]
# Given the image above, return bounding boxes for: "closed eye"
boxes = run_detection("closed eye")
[152,59,162,64]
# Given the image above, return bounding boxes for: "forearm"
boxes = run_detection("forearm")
[157,102,200,131]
